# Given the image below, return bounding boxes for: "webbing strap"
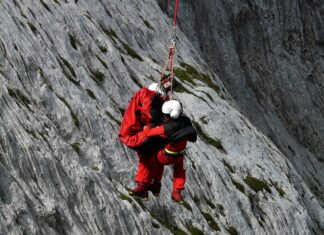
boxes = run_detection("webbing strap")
[164,147,185,155]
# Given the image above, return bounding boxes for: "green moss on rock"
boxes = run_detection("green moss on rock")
[188,226,204,235]
[192,121,227,154]
[103,27,118,40]
[174,62,220,93]
[71,142,81,154]
[182,201,192,212]
[275,186,286,197]
[202,212,221,232]
[7,88,31,108]
[226,226,238,235]
[120,194,133,203]
[204,198,216,209]
[90,70,105,83]
[232,179,245,193]
[244,176,271,193]
[223,160,235,173]
[149,211,187,235]
[122,42,143,61]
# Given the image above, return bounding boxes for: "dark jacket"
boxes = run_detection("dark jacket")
[134,114,197,155]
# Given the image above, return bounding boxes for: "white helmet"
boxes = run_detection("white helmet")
[148,83,166,95]
[162,100,182,119]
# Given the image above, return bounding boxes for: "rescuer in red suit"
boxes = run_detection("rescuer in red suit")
[119,76,175,195]
[129,100,197,203]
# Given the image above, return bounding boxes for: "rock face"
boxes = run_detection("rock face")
[0,0,323,235]
[171,0,324,191]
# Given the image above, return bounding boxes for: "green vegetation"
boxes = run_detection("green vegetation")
[122,42,143,61]
[120,194,133,203]
[90,70,105,83]
[91,165,99,171]
[71,142,81,154]
[133,197,146,210]
[223,160,235,173]
[7,88,31,109]
[232,179,245,193]
[149,211,187,235]
[192,121,227,154]
[204,198,216,209]
[86,89,96,99]
[174,62,220,93]
[188,226,204,235]
[182,201,192,212]
[174,82,193,94]
[275,186,286,197]
[56,94,80,128]
[244,176,271,193]
[102,27,118,43]
[202,212,221,232]
[226,226,238,235]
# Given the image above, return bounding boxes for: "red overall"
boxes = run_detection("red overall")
[119,88,165,148]
[135,139,187,190]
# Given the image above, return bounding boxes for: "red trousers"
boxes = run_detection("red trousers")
[135,150,186,190]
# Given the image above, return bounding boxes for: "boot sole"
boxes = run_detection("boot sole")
[172,198,184,204]
[129,191,149,200]
[149,192,160,197]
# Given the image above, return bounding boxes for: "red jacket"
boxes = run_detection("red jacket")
[119,88,165,148]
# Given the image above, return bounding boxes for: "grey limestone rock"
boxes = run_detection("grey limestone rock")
[0,0,323,234]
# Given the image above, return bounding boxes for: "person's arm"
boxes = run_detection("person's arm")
[119,125,166,148]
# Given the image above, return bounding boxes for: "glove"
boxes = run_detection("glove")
[144,125,165,137]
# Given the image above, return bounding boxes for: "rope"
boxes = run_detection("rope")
[159,0,179,99]
[173,0,179,27]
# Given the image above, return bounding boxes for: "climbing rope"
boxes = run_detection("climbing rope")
[159,0,179,98]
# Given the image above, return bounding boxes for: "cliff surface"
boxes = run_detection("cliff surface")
[0,0,323,234]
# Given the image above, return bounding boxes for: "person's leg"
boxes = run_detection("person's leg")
[131,153,151,199]
[135,153,151,183]
[148,151,164,196]
[171,157,186,203]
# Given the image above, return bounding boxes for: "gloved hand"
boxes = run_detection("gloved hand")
[143,125,165,137]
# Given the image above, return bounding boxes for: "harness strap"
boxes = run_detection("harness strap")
[164,147,185,155]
